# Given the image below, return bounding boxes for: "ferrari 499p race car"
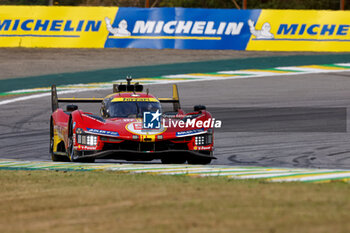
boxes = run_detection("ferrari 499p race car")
[50,78,215,164]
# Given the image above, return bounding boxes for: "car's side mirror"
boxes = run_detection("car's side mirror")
[66,105,78,112]
[105,109,110,118]
[100,107,109,118]
[194,105,206,112]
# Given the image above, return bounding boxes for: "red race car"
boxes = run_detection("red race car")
[50,78,215,164]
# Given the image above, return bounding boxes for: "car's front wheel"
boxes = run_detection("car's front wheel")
[68,120,95,163]
[187,157,212,165]
[187,152,213,165]
[161,154,186,164]
[67,134,78,162]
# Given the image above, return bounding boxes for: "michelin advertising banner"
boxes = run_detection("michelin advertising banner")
[247,10,350,52]
[0,6,349,51]
[105,7,260,50]
[0,6,117,48]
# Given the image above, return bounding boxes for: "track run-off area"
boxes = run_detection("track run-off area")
[1,159,350,183]
[1,63,350,100]
[1,53,350,183]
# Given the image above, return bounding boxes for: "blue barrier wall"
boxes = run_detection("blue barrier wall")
[104,8,261,50]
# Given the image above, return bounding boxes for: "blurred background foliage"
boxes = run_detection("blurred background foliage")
[0,0,347,10]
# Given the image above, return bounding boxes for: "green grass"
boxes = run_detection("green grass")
[0,170,349,233]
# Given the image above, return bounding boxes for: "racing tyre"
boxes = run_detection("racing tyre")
[50,120,69,162]
[161,154,186,164]
[67,135,95,163]
[187,152,213,165]
[67,134,79,162]
[187,157,212,165]
[67,120,95,163]
[79,157,96,163]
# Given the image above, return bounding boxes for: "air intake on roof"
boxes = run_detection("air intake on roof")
[113,77,143,93]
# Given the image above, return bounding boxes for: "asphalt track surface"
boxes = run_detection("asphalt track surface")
[1,71,350,169]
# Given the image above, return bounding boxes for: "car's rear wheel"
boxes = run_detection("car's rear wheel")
[50,119,69,162]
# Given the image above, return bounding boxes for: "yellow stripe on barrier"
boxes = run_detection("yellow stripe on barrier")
[0,6,118,48]
[246,10,350,52]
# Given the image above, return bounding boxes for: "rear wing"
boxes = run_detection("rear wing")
[51,85,103,112]
[158,84,181,111]
[51,83,181,112]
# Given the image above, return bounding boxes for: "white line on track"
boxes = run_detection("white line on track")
[0,88,106,106]
[1,67,349,106]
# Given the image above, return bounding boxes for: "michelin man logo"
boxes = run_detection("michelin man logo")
[248,19,274,39]
[105,17,131,36]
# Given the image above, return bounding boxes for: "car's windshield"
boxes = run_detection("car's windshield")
[107,101,162,118]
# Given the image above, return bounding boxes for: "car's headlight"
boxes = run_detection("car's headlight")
[86,135,97,146]
[195,134,212,146]
[77,134,97,146]
[195,135,205,145]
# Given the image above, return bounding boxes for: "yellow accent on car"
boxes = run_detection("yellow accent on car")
[53,129,61,153]
[111,97,159,102]
[141,135,156,142]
